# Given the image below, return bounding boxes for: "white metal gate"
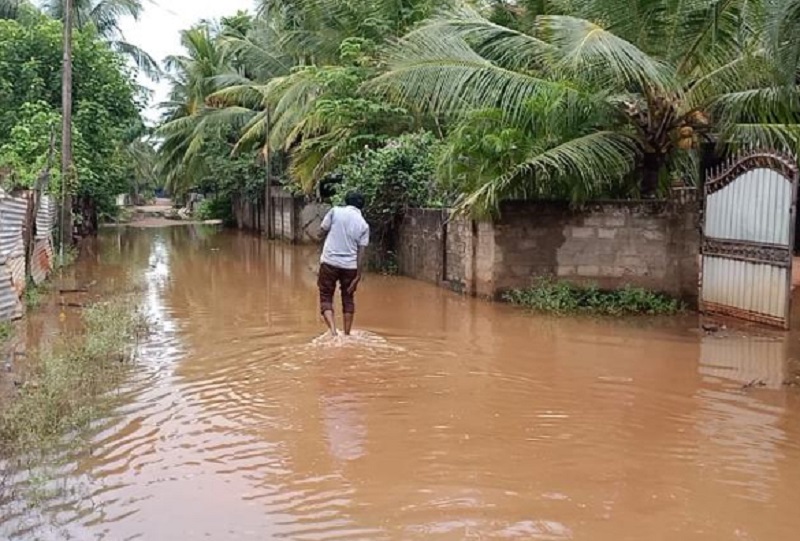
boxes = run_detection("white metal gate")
[700,151,799,329]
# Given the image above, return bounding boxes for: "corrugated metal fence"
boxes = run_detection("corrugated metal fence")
[0,190,58,321]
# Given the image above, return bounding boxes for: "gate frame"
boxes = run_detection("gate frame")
[700,150,800,329]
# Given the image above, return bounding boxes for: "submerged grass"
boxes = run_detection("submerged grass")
[0,297,147,460]
[53,246,79,271]
[504,278,684,316]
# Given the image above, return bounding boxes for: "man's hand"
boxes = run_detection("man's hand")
[347,274,361,295]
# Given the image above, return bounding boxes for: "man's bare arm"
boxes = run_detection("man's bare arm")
[347,246,367,294]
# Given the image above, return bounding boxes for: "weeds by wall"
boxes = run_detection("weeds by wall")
[503,278,684,316]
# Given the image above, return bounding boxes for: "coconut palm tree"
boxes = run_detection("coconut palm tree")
[368,1,797,210]
[197,0,444,192]
[43,0,159,78]
[157,24,247,195]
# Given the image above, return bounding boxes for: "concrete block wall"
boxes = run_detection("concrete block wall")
[235,195,701,302]
[492,201,700,300]
[232,190,328,245]
[397,209,447,285]
[396,201,700,302]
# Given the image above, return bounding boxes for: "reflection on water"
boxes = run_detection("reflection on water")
[2,227,800,540]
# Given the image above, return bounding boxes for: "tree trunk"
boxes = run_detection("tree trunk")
[60,0,74,251]
[264,109,272,239]
[640,152,661,198]
[75,195,98,237]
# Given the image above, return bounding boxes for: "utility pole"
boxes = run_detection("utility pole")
[60,0,74,253]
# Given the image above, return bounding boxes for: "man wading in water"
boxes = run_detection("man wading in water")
[318,192,370,337]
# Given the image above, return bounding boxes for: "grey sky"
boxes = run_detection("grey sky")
[118,0,256,123]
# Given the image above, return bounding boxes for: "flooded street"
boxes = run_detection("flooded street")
[3,225,800,540]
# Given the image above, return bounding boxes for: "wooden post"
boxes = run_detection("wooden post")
[60,0,74,253]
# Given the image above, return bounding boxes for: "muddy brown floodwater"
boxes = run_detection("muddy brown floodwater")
[3,226,800,540]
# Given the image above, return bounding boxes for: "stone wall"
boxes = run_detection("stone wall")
[397,209,447,285]
[232,189,328,244]
[396,201,701,302]
[444,215,472,293]
[298,202,330,244]
[235,194,701,302]
[491,201,700,300]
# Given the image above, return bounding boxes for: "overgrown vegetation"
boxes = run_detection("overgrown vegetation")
[504,278,684,316]
[156,0,800,220]
[195,196,234,224]
[0,6,149,228]
[53,245,78,270]
[0,321,13,345]
[23,280,48,310]
[0,297,147,459]
[334,132,447,224]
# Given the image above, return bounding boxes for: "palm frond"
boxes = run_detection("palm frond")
[725,123,800,153]
[399,5,553,71]
[457,130,640,214]
[537,15,676,92]
[367,29,580,124]
[112,39,161,80]
[766,0,800,84]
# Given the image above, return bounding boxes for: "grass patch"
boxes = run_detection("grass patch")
[0,297,147,459]
[54,245,78,270]
[503,278,684,316]
[23,280,49,310]
[0,321,13,345]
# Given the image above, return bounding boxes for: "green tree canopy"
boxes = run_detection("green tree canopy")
[0,14,142,217]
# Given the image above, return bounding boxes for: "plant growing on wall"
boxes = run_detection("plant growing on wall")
[332,131,447,261]
[334,131,446,221]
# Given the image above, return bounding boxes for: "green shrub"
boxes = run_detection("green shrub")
[24,280,49,310]
[333,132,450,269]
[333,131,449,228]
[504,278,683,316]
[195,196,234,224]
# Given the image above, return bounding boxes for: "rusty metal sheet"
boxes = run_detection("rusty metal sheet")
[31,239,53,285]
[7,254,25,295]
[0,263,23,321]
[0,191,29,261]
[700,151,799,328]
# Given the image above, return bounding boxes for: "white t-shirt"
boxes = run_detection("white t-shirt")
[320,206,370,270]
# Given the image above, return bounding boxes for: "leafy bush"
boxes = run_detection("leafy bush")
[195,196,234,224]
[333,131,448,228]
[504,278,683,316]
[332,131,448,269]
[24,280,49,310]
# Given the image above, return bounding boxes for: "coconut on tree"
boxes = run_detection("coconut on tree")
[367,0,800,211]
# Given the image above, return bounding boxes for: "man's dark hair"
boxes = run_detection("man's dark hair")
[344,191,365,210]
